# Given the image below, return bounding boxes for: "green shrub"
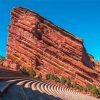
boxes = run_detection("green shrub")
[38,73,42,80]
[75,84,84,91]
[71,82,76,88]
[54,75,60,82]
[91,87,99,95]
[46,73,51,80]
[46,73,60,82]
[66,78,71,87]
[28,68,36,77]
[85,84,100,97]
[50,74,58,81]
[96,86,100,97]
[89,84,100,95]
[85,83,93,91]
[60,76,67,84]
[77,85,84,91]
[21,67,36,77]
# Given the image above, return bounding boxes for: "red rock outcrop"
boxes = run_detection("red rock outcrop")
[88,54,100,73]
[6,7,100,86]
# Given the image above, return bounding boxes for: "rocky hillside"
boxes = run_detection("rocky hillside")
[3,7,99,87]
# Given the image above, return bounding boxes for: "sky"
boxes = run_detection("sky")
[0,0,100,60]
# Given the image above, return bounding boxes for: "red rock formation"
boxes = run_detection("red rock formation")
[6,7,100,86]
[89,54,100,73]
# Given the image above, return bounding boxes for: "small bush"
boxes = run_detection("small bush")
[28,68,36,77]
[46,73,60,82]
[49,73,54,80]
[89,84,100,96]
[54,75,60,82]
[46,73,51,80]
[71,82,77,88]
[85,84,100,97]
[85,83,92,91]
[38,73,42,80]
[77,85,84,91]
[20,67,36,77]
[75,84,84,91]
[96,86,100,97]
[60,76,67,84]
[66,78,71,87]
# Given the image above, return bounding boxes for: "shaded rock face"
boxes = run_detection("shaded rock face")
[6,7,100,86]
[89,54,100,73]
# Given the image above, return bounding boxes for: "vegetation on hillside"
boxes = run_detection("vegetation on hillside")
[85,84,100,97]
[46,73,60,82]
[0,55,5,61]
[20,67,36,77]
[19,68,100,98]
[45,72,100,97]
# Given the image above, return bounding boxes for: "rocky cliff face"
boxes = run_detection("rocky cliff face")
[88,54,100,73]
[6,7,100,86]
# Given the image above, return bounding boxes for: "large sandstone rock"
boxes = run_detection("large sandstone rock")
[6,7,100,86]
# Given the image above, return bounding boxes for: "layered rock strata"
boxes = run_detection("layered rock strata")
[6,7,100,86]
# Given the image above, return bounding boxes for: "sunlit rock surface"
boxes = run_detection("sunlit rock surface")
[6,7,100,86]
